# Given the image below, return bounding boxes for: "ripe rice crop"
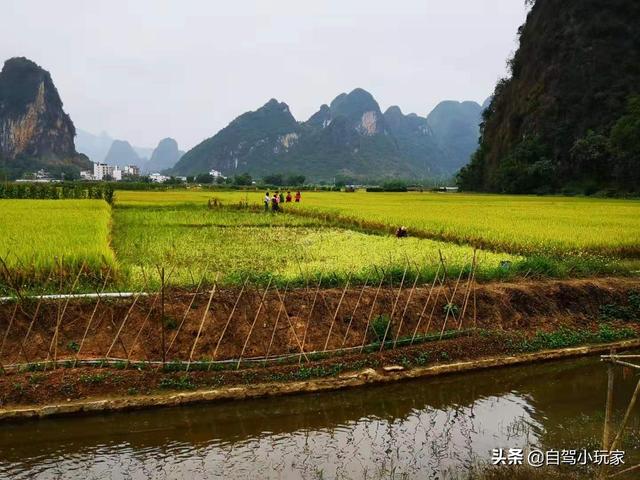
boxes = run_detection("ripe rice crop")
[0,200,115,291]
[2,190,638,293]
[194,190,640,258]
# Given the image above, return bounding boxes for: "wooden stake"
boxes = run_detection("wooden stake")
[237,277,272,370]
[603,349,615,450]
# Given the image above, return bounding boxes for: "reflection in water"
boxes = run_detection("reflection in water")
[0,356,638,479]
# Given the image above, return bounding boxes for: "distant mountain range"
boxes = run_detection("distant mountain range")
[1,56,486,182]
[170,88,488,181]
[76,129,183,173]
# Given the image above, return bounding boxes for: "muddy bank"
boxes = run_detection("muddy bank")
[0,277,638,367]
[1,338,640,422]
[0,277,638,414]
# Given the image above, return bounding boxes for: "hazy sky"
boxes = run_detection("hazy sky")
[1,0,529,150]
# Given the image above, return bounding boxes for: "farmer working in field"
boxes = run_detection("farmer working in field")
[295,191,301,202]
[264,191,270,211]
[286,191,292,202]
[395,226,408,238]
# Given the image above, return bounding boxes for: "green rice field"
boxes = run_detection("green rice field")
[112,203,521,288]
[1,189,639,293]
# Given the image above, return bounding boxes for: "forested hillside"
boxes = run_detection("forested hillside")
[458,0,640,194]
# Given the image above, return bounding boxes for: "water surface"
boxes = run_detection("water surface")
[1,355,639,479]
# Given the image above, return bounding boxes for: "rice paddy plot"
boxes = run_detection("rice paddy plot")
[203,190,640,258]
[0,199,115,291]
[111,203,522,289]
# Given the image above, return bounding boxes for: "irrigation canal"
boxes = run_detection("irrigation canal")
[1,354,639,479]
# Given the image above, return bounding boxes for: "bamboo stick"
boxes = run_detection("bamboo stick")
[360,271,386,353]
[264,283,289,363]
[237,277,272,370]
[424,280,444,338]
[609,377,640,452]
[104,291,143,359]
[438,249,454,299]
[0,303,19,365]
[48,260,86,367]
[186,273,220,371]
[379,264,408,351]
[439,264,465,340]
[125,286,162,366]
[410,263,441,345]
[323,274,351,351]
[473,270,478,328]
[166,267,208,356]
[299,273,323,364]
[273,285,309,362]
[609,463,640,478]
[0,255,25,303]
[341,273,370,348]
[212,276,248,362]
[393,266,422,349]
[160,267,166,367]
[73,268,112,367]
[20,266,56,358]
[458,251,477,330]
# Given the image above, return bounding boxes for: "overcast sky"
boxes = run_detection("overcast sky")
[1,0,529,150]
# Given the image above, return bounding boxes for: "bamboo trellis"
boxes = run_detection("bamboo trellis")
[0,255,482,373]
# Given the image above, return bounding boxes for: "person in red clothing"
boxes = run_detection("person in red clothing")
[295,191,301,202]
[286,191,292,202]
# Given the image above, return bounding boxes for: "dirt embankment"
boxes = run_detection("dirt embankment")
[0,277,638,411]
[1,277,637,365]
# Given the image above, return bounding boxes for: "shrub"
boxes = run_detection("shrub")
[371,314,391,342]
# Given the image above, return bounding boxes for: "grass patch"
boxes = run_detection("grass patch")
[158,376,196,390]
[512,324,636,353]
